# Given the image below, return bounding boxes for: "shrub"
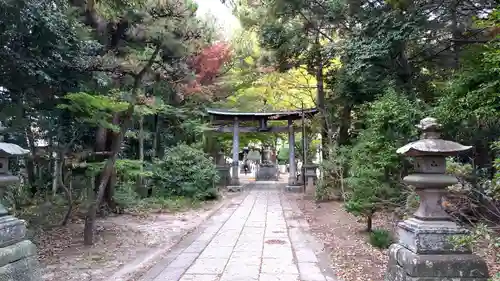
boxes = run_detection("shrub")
[113,181,141,208]
[151,143,219,200]
[369,228,393,249]
[344,89,423,231]
[315,145,350,201]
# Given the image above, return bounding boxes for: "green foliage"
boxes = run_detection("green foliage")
[113,182,199,213]
[1,183,34,213]
[433,12,500,147]
[344,89,423,226]
[151,144,219,200]
[369,229,393,249]
[58,92,129,131]
[492,141,500,199]
[0,0,94,93]
[403,189,420,218]
[295,134,320,163]
[447,158,474,178]
[450,223,500,260]
[277,146,289,164]
[315,145,350,201]
[115,159,153,182]
[235,0,499,270]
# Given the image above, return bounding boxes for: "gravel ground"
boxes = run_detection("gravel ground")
[37,201,222,281]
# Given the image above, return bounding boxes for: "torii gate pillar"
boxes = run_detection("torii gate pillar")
[228,117,242,192]
[287,119,297,186]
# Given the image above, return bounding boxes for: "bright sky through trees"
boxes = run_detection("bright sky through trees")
[194,0,241,38]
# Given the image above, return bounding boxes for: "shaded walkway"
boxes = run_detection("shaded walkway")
[140,183,335,281]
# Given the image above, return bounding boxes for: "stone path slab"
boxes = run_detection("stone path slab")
[140,183,336,281]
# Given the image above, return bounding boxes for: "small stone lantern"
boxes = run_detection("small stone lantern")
[215,150,231,187]
[385,117,488,281]
[0,134,41,280]
[256,146,278,181]
[303,164,318,186]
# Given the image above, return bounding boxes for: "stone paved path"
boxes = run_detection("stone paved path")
[140,183,335,281]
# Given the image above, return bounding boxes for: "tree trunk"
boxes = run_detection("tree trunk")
[25,127,37,195]
[314,36,328,160]
[104,168,117,211]
[60,159,73,226]
[136,115,145,197]
[450,0,460,69]
[366,214,373,232]
[52,151,59,196]
[156,115,165,159]
[152,114,159,159]
[84,129,123,245]
[83,46,160,245]
[93,114,120,210]
[337,102,352,147]
[94,126,107,195]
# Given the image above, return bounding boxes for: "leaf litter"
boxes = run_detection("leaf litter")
[36,201,220,281]
[288,194,500,281]
[287,194,394,281]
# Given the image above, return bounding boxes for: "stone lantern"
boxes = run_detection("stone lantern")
[256,146,278,181]
[0,138,41,280]
[385,117,488,281]
[240,147,250,173]
[302,164,318,187]
[215,150,230,188]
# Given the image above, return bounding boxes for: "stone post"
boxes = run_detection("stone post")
[385,117,488,281]
[0,141,41,280]
[287,119,297,186]
[228,117,242,191]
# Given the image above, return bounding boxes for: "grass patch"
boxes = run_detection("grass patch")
[126,196,204,214]
[369,228,393,249]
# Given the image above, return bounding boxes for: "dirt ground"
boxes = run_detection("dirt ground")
[289,194,500,281]
[37,200,223,281]
[288,194,396,281]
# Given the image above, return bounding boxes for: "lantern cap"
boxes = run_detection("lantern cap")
[416,117,442,131]
[396,117,472,157]
[0,143,30,157]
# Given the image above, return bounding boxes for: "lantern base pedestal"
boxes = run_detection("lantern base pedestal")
[385,244,488,281]
[256,165,278,181]
[285,184,303,193]
[0,215,41,281]
[227,185,242,192]
[385,218,489,281]
[397,218,470,254]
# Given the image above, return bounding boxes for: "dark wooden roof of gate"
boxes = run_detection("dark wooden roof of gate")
[206,108,319,121]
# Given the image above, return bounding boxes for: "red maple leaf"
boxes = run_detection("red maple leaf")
[183,42,232,95]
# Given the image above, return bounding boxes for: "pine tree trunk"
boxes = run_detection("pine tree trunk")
[84,131,122,245]
[25,127,38,195]
[136,115,145,197]
[366,214,373,232]
[83,46,159,245]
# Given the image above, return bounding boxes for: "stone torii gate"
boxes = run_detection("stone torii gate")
[207,108,319,191]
